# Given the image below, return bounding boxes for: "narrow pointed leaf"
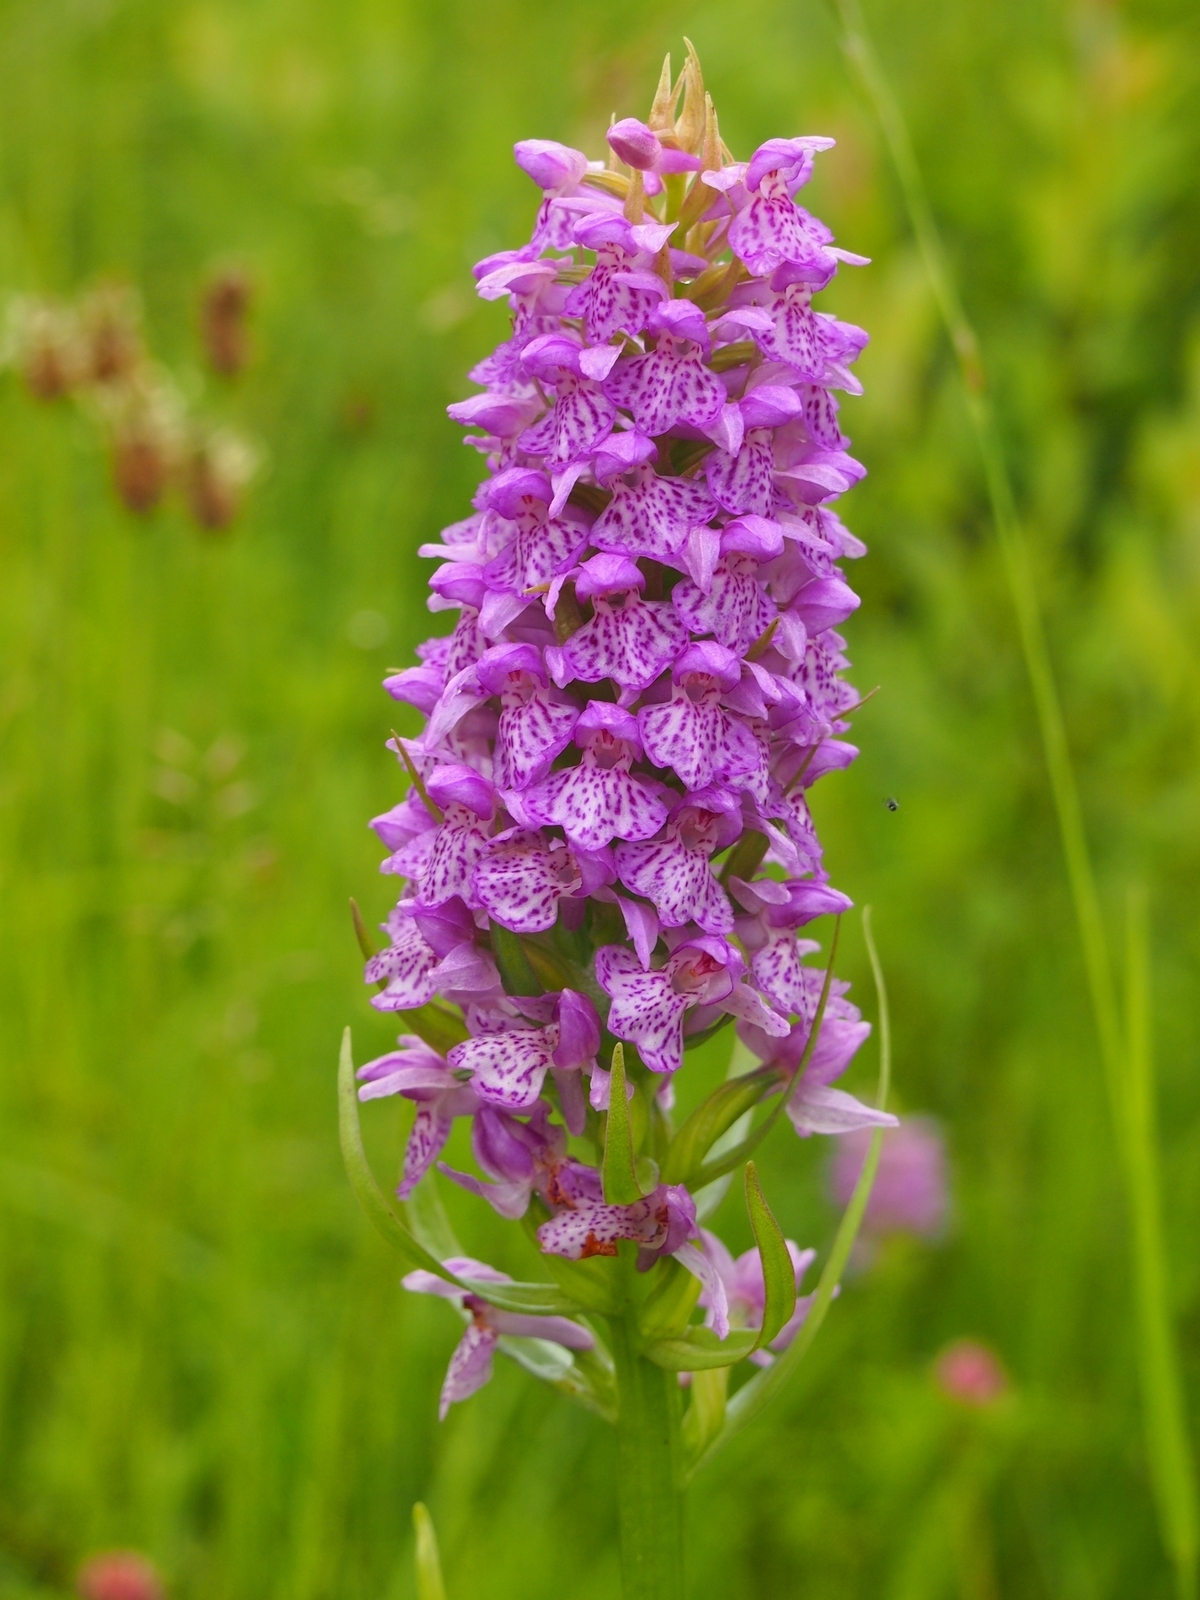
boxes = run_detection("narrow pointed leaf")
[681,1367,728,1461]
[744,1161,796,1349]
[603,1043,642,1204]
[412,1503,447,1600]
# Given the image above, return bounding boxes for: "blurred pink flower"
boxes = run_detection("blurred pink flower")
[829,1115,948,1238]
[77,1553,163,1600]
[934,1338,1010,1407]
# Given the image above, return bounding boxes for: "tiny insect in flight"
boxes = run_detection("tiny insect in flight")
[884,797,899,812]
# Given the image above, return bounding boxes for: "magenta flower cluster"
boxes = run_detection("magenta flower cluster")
[357,76,896,1419]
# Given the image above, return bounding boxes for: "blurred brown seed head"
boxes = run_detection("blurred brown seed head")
[97,369,186,517]
[200,269,252,378]
[79,283,144,386]
[182,427,260,532]
[4,294,85,400]
[77,1552,163,1600]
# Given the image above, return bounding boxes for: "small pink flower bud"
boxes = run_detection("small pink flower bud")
[607,117,662,171]
[77,1552,164,1600]
[934,1339,1009,1407]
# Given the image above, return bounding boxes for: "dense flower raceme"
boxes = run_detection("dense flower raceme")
[357,63,897,1415]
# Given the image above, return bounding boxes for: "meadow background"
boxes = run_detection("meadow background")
[2,0,1199,1595]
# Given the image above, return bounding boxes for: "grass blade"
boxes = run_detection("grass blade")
[1124,888,1199,1598]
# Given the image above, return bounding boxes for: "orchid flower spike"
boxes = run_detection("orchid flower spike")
[346,48,894,1592]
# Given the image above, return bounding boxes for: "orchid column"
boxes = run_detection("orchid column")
[341,45,895,1600]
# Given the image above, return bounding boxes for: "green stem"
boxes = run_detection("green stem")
[609,1314,685,1600]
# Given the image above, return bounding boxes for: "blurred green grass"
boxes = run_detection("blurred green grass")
[1,0,1199,1596]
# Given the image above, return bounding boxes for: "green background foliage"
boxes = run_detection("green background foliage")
[1,0,1199,1594]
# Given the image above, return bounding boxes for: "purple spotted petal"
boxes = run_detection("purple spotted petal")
[484,513,590,593]
[439,1320,499,1418]
[672,555,777,653]
[566,261,667,343]
[604,339,725,434]
[523,764,669,850]
[705,427,776,516]
[400,1104,457,1198]
[366,916,440,1011]
[614,834,733,934]
[637,695,761,791]
[415,807,492,908]
[559,597,686,692]
[518,375,615,469]
[594,947,694,1075]
[535,1190,675,1259]
[474,831,581,933]
[590,466,718,563]
[447,1028,556,1111]
[494,695,580,790]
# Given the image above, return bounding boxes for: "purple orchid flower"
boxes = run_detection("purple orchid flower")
[356,1035,478,1198]
[520,703,669,850]
[637,642,764,793]
[613,800,739,935]
[597,935,788,1076]
[545,553,687,693]
[403,1254,595,1418]
[447,989,601,1128]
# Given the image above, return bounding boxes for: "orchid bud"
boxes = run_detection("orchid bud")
[608,117,662,171]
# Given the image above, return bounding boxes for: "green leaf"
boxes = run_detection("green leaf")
[603,1043,643,1204]
[744,1161,796,1349]
[663,1065,779,1186]
[412,1502,447,1600]
[643,1327,759,1371]
[489,921,545,996]
[457,1279,583,1315]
